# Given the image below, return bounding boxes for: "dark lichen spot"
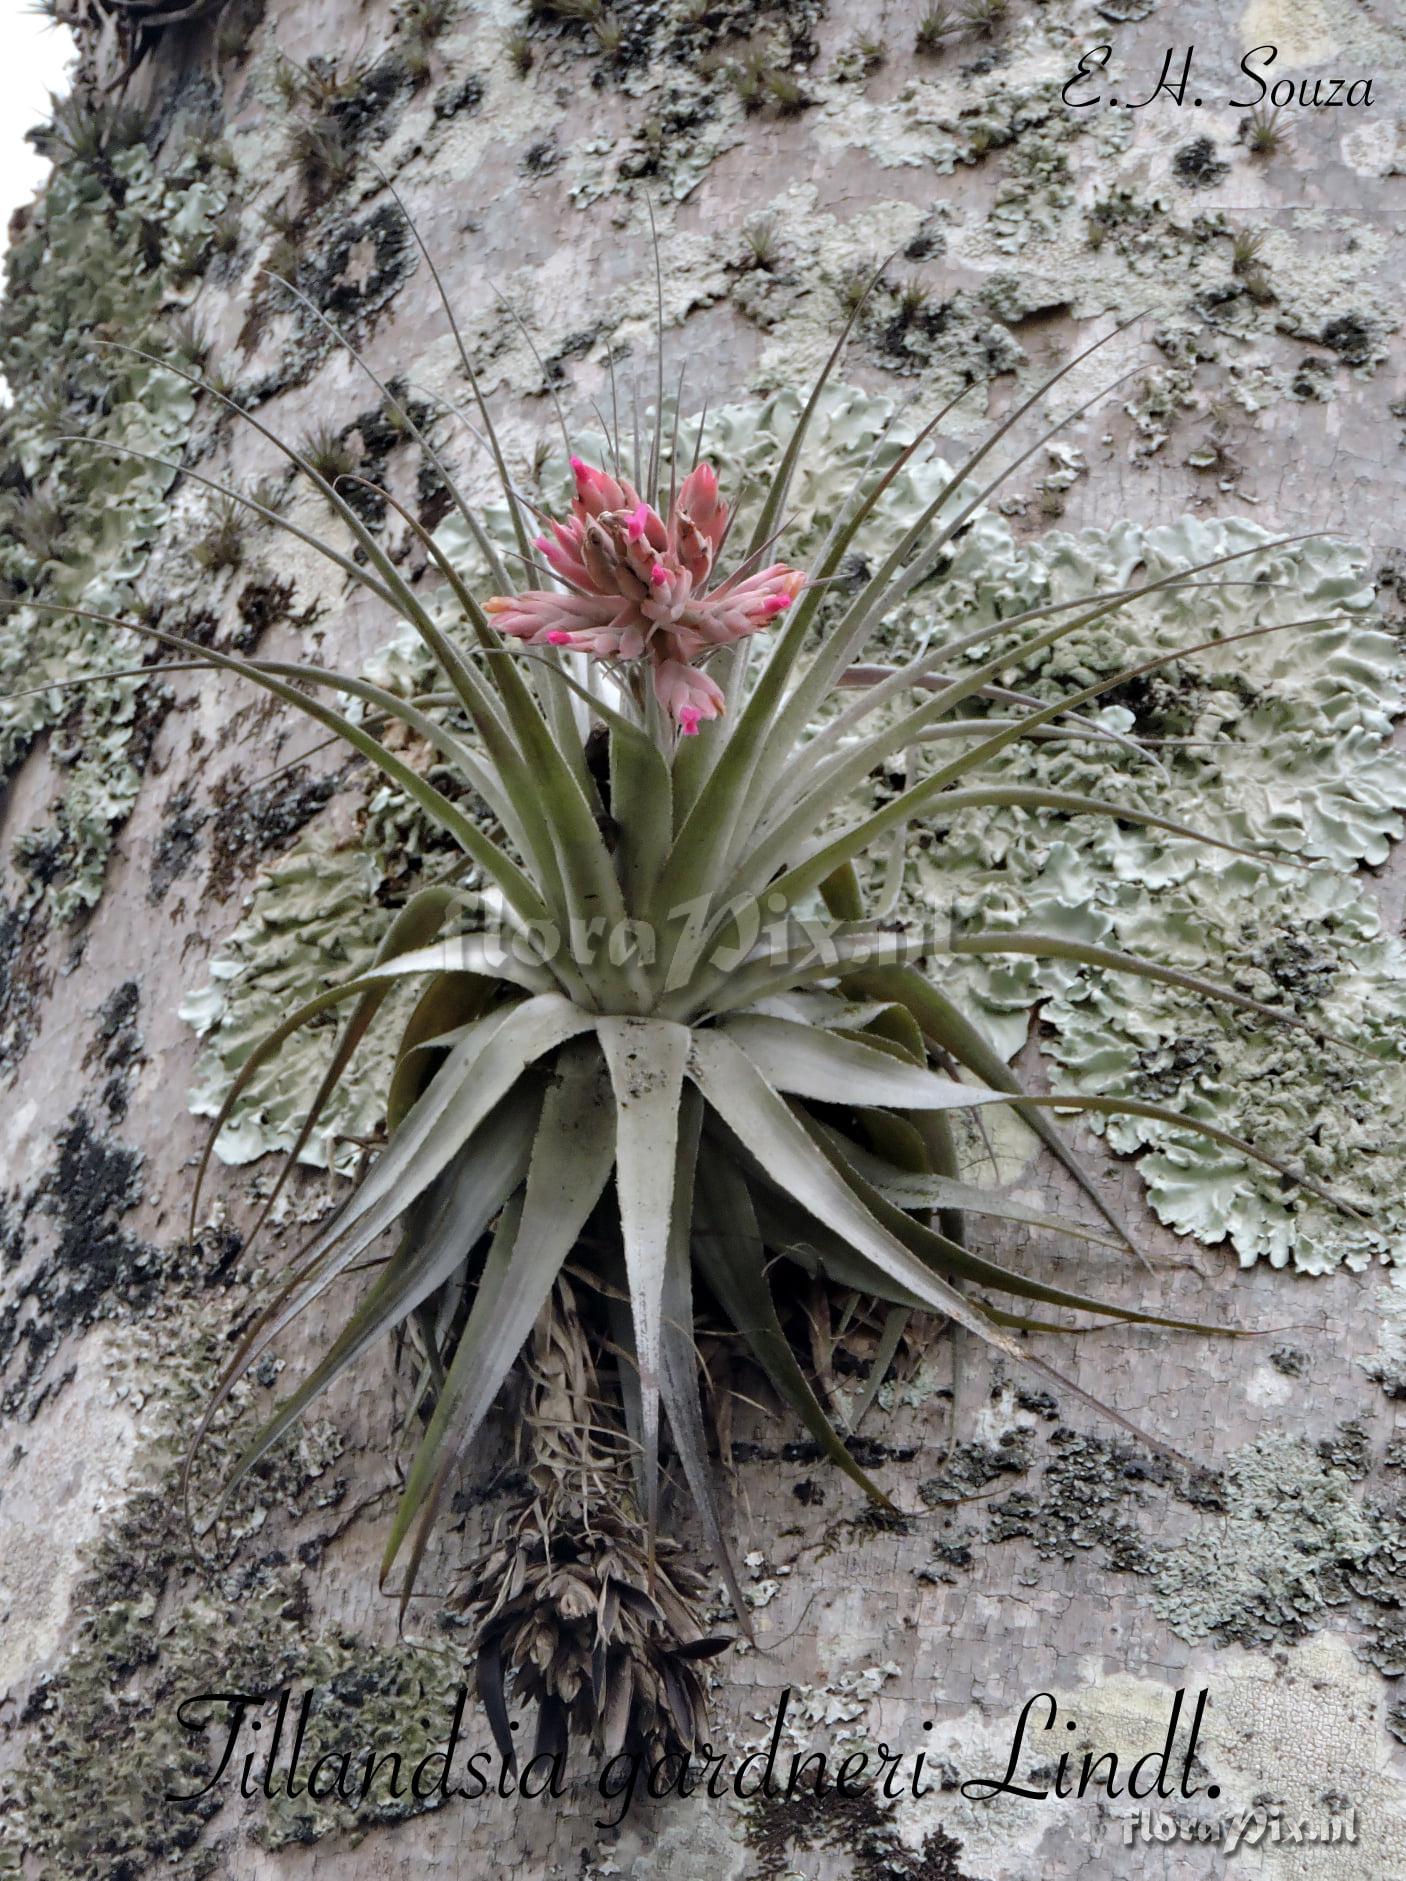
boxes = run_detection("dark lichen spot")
[0,892,50,1074]
[986,1428,1174,1572]
[1317,1419,1372,1483]
[919,1429,1033,1505]
[917,1533,976,1583]
[416,457,454,531]
[1173,137,1228,188]
[433,73,485,119]
[233,576,299,650]
[83,982,144,1121]
[1289,353,1334,401]
[903,221,945,262]
[1319,312,1380,370]
[747,1778,979,1880]
[291,203,418,358]
[1012,1387,1059,1421]
[332,52,414,139]
[732,1434,917,1472]
[1135,1035,1223,1100]
[149,785,208,903]
[1250,931,1338,1003]
[0,1111,160,1418]
[521,136,562,175]
[204,762,349,901]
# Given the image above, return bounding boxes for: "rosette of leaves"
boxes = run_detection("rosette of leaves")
[12,199,1360,1731]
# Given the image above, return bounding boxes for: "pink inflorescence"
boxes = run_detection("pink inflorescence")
[484,458,806,734]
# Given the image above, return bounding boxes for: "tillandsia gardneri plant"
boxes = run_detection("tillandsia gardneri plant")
[10,191,1367,1760]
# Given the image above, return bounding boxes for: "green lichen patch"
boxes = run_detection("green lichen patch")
[935,1409,1406,1676]
[1147,1433,1391,1653]
[0,104,230,937]
[887,513,1406,1274]
[180,831,402,1170]
[0,1397,468,1876]
[0,1146,484,1877]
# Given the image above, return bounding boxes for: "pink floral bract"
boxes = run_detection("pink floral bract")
[485,458,806,734]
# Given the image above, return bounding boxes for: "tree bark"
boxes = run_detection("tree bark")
[3,2,1405,1876]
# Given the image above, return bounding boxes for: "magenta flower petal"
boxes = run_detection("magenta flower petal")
[486,458,805,732]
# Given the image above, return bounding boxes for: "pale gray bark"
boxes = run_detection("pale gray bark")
[2,2,1405,1876]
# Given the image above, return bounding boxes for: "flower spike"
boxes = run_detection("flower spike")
[486,459,806,731]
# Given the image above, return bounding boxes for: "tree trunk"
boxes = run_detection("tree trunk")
[3,2,1405,1876]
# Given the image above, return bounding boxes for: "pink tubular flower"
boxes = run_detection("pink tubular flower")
[485,457,806,734]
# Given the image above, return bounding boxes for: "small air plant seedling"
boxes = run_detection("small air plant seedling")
[299,50,378,107]
[959,0,1009,33]
[32,93,146,189]
[262,196,301,239]
[397,35,434,86]
[533,0,603,19]
[271,55,308,110]
[915,3,954,53]
[1244,105,1290,157]
[288,118,356,198]
[726,46,767,110]
[12,490,68,568]
[249,473,292,518]
[397,0,458,83]
[205,138,241,180]
[191,494,247,574]
[1230,226,1267,276]
[209,204,244,258]
[855,35,887,72]
[265,234,301,284]
[203,358,240,401]
[592,10,624,57]
[297,421,358,485]
[163,312,209,369]
[400,0,455,40]
[29,193,1366,1765]
[763,67,811,115]
[836,258,882,316]
[740,214,781,272]
[503,27,534,74]
[897,274,932,324]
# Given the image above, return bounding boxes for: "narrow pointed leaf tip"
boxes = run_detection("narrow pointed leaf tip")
[485,457,804,734]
